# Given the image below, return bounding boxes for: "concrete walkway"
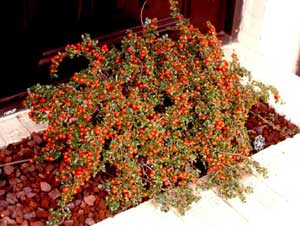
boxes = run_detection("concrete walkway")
[0,111,47,149]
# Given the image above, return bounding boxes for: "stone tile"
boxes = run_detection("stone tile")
[182,190,249,226]
[95,201,184,226]
[242,176,287,209]
[16,110,47,133]
[0,117,29,145]
[253,135,300,173]
[219,175,292,226]
[253,135,300,203]
[0,134,6,149]
[95,190,248,226]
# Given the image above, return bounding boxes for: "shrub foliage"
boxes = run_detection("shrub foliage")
[25,1,280,225]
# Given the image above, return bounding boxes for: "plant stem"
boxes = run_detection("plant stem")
[249,110,279,131]
[140,0,148,27]
[219,151,248,158]
[0,158,30,168]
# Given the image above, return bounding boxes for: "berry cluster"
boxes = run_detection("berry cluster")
[25,0,280,225]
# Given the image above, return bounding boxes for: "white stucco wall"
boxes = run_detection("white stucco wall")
[237,0,300,79]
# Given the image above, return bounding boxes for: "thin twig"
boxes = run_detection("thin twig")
[140,0,148,27]
[166,176,175,190]
[219,151,248,158]
[140,162,152,180]
[247,129,256,134]
[249,110,280,131]
[141,162,153,171]
[0,159,30,168]
[249,110,293,138]
[103,171,115,178]
[208,170,219,182]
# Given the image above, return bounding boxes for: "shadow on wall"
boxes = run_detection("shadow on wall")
[296,43,300,76]
[296,53,300,76]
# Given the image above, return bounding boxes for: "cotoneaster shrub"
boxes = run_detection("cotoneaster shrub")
[25,1,280,225]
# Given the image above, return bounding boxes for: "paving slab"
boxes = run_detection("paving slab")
[96,200,184,226]
[0,133,6,149]
[253,134,300,203]
[96,190,249,226]
[16,110,48,133]
[0,117,30,145]
[219,175,291,226]
[182,190,249,226]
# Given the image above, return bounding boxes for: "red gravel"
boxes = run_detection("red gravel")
[246,102,300,154]
[0,136,112,226]
[0,102,299,225]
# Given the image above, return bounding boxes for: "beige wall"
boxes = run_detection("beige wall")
[238,0,300,77]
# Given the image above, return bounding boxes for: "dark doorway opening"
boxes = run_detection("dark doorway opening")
[0,0,242,116]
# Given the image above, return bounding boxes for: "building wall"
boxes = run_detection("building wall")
[237,0,300,79]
